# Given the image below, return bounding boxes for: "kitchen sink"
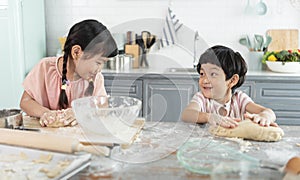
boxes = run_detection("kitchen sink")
[167,68,198,73]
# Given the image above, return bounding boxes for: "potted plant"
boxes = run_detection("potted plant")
[262,49,300,73]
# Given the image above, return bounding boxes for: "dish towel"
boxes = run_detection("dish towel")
[160,7,183,48]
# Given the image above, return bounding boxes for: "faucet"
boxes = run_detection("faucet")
[193,31,199,68]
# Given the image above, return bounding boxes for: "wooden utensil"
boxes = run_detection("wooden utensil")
[0,128,110,156]
[266,29,299,51]
[285,156,300,174]
[125,44,139,68]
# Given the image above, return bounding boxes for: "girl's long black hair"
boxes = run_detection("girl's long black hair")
[58,19,118,109]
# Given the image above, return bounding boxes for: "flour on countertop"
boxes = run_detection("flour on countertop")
[225,137,252,152]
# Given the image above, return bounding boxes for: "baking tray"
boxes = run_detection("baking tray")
[0,144,91,179]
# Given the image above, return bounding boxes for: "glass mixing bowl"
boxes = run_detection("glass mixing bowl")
[71,96,141,137]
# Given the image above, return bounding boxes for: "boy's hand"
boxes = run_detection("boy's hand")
[208,114,240,128]
[244,113,278,127]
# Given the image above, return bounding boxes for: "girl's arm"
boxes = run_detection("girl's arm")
[19,91,50,118]
[181,102,239,128]
[20,91,77,127]
[245,102,277,126]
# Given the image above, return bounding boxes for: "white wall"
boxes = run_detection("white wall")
[45,0,300,68]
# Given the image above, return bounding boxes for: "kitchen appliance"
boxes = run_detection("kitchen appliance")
[106,54,133,70]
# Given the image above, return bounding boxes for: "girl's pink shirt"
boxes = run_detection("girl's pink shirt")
[191,90,253,120]
[22,56,107,110]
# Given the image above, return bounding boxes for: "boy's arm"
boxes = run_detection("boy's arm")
[181,102,239,128]
[181,102,205,123]
[245,102,277,126]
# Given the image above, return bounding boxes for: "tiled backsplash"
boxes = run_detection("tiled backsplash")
[45,0,300,67]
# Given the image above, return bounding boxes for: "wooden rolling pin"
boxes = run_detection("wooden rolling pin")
[0,128,110,156]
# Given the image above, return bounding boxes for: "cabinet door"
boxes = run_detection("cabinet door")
[143,79,198,122]
[105,79,142,99]
[104,79,143,116]
[237,81,254,98]
[255,82,300,125]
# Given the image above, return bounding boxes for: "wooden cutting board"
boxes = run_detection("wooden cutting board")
[266,29,299,51]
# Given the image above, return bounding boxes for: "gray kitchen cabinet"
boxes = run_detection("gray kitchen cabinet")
[253,82,300,125]
[237,81,255,98]
[143,77,198,122]
[104,74,143,116]
[104,79,143,99]
[103,72,300,125]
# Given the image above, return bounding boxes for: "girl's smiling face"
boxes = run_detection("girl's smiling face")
[199,63,232,103]
[75,53,108,81]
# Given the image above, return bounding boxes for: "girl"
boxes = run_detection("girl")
[181,45,277,128]
[20,19,118,127]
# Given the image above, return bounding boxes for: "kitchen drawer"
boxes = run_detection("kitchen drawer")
[255,83,300,103]
[105,79,143,116]
[255,102,300,125]
[104,79,143,99]
[237,81,255,98]
[143,79,198,122]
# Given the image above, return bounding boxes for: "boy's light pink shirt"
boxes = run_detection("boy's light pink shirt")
[191,90,253,120]
[22,56,107,110]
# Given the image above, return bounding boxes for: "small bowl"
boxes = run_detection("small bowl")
[266,61,300,73]
[0,109,23,128]
[71,96,141,135]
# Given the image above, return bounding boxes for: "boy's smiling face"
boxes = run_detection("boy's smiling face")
[199,63,232,103]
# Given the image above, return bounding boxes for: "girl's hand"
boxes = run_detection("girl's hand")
[39,109,77,127]
[244,113,278,127]
[59,108,77,126]
[208,114,240,128]
[40,111,56,127]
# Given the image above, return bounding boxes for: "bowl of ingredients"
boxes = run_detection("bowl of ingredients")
[262,50,300,73]
[71,96,141,136]
[0,109,23,128]
[265,61,300,73]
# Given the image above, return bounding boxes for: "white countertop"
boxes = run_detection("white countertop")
[102,67,300,77]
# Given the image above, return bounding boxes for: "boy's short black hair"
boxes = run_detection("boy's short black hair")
[196,45,247,92]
